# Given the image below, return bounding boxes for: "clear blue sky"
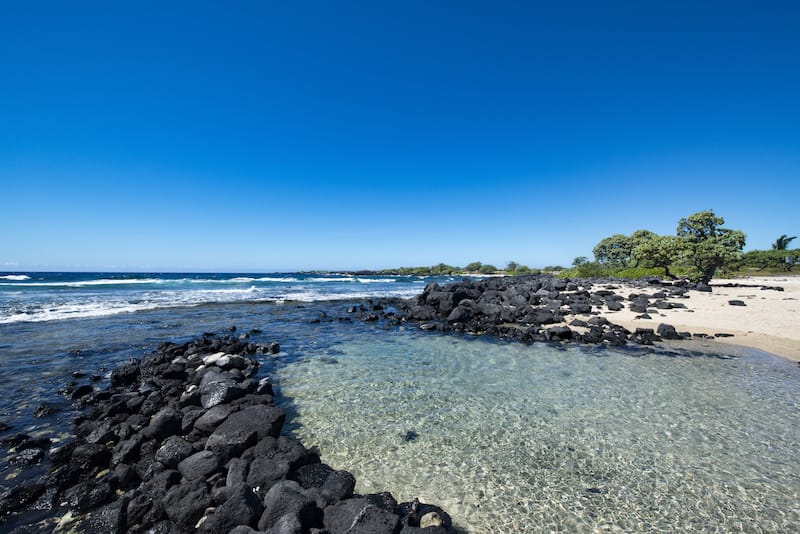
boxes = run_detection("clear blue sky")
[1,1,798,272]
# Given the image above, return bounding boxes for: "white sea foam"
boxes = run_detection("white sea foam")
[0,278,164,288]
[355,278,396,283]
[0,275,31,281]
[0,277,424,323]
[0,301,162,324]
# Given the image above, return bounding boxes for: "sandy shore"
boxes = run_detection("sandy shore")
[595,275,800,362]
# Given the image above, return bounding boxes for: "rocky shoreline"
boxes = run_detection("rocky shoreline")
[385,274,777,347]
[0,334,454,533]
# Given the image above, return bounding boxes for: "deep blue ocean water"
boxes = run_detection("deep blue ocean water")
[0,272,798,532]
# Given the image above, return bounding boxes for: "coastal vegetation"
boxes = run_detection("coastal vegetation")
[374,261,545,277]
[563,210,797,282]
[365,210,794,282]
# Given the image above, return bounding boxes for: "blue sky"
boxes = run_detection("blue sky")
[1,1,798,272]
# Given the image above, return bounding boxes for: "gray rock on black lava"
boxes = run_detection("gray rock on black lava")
[257,480,319,531]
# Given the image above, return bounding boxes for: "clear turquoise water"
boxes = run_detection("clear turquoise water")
[276,330,800,533]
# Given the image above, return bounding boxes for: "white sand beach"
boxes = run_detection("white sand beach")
[595,276,800,362]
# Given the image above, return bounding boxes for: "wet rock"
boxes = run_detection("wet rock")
[420,511,444,528]
[33,402,60,417]
[49,441,79,465]
[729,300,746,306]
[71,443,112,473]
[11,447,44,465]
[0,481,45,515]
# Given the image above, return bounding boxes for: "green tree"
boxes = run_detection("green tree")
[506,261,519,272]
[572,256,590,267]
[479,264,497,274]
[632,235,684,279]
[593,234,634,267]
[772,234,797,250]
[677,210,746,284]
[629,229,657,251]
[464,261,483,273]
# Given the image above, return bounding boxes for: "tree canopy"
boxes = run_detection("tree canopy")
[676,210,746,284]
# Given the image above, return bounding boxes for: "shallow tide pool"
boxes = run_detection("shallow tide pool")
[276,330,800,533]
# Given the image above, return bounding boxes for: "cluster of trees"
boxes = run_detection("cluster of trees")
[580,210,746,283]
[378,261,563,277]
[583,210,797,282]
[735,234,798,272]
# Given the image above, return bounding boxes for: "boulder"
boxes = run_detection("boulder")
[154,436,193,468]
[162,478,212,528]
[177,450,220,481]
[258,480,319,531]
[199,483,263,532]
[656,324,683,340]
[206,405,285,462]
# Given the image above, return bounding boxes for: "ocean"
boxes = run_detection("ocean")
[1,272,798,532]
